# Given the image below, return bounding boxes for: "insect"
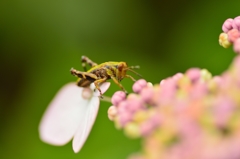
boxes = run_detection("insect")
[70,55,141,97]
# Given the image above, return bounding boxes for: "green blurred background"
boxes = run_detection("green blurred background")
[0,0,239,159]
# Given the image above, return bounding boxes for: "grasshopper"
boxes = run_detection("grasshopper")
[70,56,141,97]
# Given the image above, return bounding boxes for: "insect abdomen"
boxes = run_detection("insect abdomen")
[77,77,95,87]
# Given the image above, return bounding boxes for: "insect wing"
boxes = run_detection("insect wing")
[72,96,99,153]
[39,82,88,146]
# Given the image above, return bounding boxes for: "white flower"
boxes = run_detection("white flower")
[39,82,110,153]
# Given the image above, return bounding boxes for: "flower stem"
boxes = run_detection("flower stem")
[100,95,112,103]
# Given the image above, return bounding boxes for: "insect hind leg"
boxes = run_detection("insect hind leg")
[70,68,98,80]
[81,56,98,71]
[93,77,108,98]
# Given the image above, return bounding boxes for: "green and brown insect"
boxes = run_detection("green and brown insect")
[70,56,141,97]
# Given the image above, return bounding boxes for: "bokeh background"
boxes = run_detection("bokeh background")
[0,0,239,159]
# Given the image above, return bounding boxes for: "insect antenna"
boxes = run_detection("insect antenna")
[128,65,140,69]
[126,65,142,77]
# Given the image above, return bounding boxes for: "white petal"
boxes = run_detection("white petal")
[92,82,111,96]
[72,96,99,153]
[39,82,89,145]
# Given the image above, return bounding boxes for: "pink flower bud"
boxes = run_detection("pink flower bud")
[158,78,177,105]
[227,29,240,43]
[127,97,144,113]
[140,121,155,136]
[172,73,184,82]
[208,76,222,91]
[232,16,240,31]
[111,91,126,106]
[140,87,154,103]
[185,68,201,82]
[108,106,118,121]
[133,79,147,93]
[119,112,132,126]
[222,18,233,33]
[161,78,177,90]
[190,82,207,99]
[117,101,129,114]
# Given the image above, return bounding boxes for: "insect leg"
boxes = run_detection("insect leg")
[110,76,128,94]
[81,56,98,71]
[125,75,136,82]
[105,68,128,94]
[70,68,98,79]
[94,77,108,98]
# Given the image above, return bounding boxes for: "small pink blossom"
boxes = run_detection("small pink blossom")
[227,29,240,43]
[220,16,240,53]
[232,16,240,31]
[172,73,184,82]
[111,91,126,106]
[140,121,155,136]
[117,100,129,115]
[127,96,144,113]
[119,111,133,126]
[132,79,148,93]
[189,82,207,99]
[140,86,155,103]
[185,68,201,82]
[222,18,233,33]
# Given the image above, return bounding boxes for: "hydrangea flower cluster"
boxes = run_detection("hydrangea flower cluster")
[219,16,240,53]
[108,17,240,159]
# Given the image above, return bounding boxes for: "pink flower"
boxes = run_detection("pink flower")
[232,16,240,31]
[222,18,233,33]
[220,16,240,54]
[132,79,148,93]
[227,29,240,43]
[108,53,240,158]
[185,68,201,82]
[39,82,110,153]
[111,91,126,106]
